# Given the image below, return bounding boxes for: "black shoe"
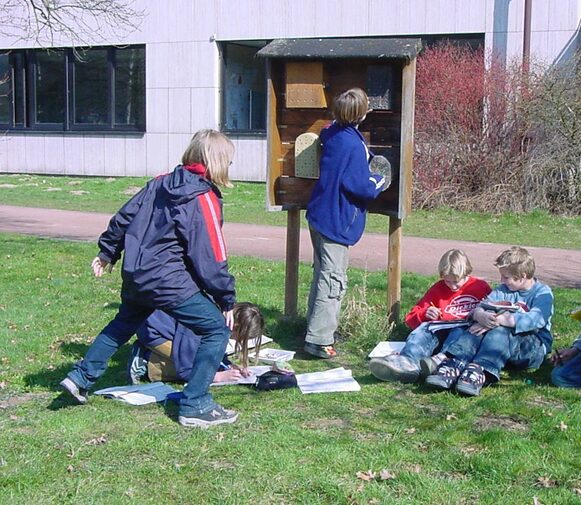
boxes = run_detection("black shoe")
[60,377,88,404]
[425,357,466,391]
[127,341,148,385]
[304,342,337,359]
[178,405,238,429]
[455,363,486,396]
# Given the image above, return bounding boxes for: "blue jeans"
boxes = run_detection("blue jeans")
[400,323,449,362]
[68,292,229,416]
[442,326,545,381]
[551,352,581,388]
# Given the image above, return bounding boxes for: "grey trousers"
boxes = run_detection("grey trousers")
[305,227,349,346]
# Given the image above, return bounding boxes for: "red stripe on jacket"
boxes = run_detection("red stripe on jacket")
[199,192,227,263]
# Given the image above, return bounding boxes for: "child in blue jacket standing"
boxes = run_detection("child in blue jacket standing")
[60,129,239,428]
[304,88,388,358]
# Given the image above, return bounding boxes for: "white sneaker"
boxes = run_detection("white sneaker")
[178,405,238,429]
[60,377,88,404]
[369,355,421,383]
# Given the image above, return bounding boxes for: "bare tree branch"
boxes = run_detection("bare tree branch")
[0,0,143,47]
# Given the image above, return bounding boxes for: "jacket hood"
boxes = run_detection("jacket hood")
[162,165,219,204]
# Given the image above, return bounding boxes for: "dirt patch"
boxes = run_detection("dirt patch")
[0,392,52,410]
[473,413,529,432]
[302,418,350,430]
[525,395,566,411]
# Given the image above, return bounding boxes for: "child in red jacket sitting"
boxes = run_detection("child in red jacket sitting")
[369,249,491,383]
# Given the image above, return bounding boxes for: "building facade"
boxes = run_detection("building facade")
[0,0,579,181]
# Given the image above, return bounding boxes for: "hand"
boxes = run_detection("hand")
[495,312,515,328]
[91,256,111,277]
[223,309,234,330]
[232,364,251,377]
[473,308,498,329]
[550,347,579,366]
[468,323,489,336]
[214,368,243,383]
[426,306,442,320]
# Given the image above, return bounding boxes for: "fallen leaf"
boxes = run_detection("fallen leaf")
[379,469,396,480]
[558,421,568,431]
[404,427,416,434]
[9,415,17,421]
[572,488,581,496]
[67,465,74,473]
[86,434,107,446]
[0,382,5,389]
[536,476,557,488]
[356,470,376,481]
[446,413,457,421]
[533,497,542,505]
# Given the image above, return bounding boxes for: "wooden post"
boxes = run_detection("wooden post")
[387,216,402,323]
[284,208,301,316]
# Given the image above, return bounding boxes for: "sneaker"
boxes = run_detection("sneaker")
[127,341,148,385]
[455,363,486,396]
[419,352,447,378]
[60,377,88,404]
[425,357,466,391]
[178,405,238,429]
[304,341,337,359]
[369,355,420,383]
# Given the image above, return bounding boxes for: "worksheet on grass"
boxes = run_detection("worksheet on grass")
[296,367,360,394]
[94,382,177,405]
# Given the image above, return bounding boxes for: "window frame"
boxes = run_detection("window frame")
[0,44,146,133]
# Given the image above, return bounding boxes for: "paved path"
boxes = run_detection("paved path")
[1,204,579,288]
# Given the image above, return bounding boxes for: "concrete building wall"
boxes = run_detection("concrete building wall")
[0,0,579,180]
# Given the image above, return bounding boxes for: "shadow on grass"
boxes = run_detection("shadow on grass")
[24,341,133,410]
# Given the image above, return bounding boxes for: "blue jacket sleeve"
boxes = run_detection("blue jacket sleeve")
[513,287,554,335]
[97,184,150,264]
[174,190,236,311]
[340,144,385,201]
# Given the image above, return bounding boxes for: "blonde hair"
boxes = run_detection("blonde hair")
[494,246,535,279]
[438,249,473,279]
[332,88,369,126]
[231,302,265,367]
[181,129,234,187]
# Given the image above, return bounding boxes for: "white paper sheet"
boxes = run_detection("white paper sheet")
[296,367,360,394]
[226,334,273,355]
[249,348,296,364]
[210,365,272,386]
[367,341,406,359]
[94,382,177,405]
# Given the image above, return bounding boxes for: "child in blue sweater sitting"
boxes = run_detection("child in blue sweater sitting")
[304,87,388,359]
[425,247,553,396]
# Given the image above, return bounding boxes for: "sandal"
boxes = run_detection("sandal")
[304,342,337,359]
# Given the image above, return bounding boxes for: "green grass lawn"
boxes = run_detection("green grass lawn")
[1,233,580,504]
[1,173,580,250]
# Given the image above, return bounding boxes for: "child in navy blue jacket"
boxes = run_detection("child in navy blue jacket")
[60,129,239,429]
[304,88,388,358]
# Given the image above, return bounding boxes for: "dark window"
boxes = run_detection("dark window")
[221,41,267,133]
[0,53,10,124]
[0,45,145,132]
[114,47,145,127]
[73,49,108,126]
[34,50,66,125]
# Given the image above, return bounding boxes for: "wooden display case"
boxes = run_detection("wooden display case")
[257,37,421,319]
